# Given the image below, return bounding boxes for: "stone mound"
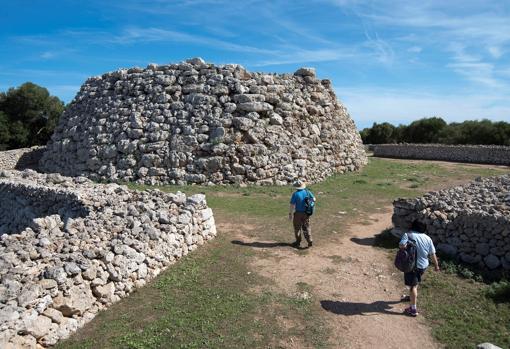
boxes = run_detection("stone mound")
[40,58,367,185]
[392,175,510,271]
[0,170,216,347]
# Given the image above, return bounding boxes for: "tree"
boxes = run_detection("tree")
[0,82,64,149]
[402,117,447,143]
[361,122,398,144]
[0,111,10,150]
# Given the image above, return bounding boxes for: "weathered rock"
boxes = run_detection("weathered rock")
[26,315,52,339]
[39,59,366,186]
[477,343,503,349]
[53,285,95,316]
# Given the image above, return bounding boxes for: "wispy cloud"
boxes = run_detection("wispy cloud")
[329,0,510,89]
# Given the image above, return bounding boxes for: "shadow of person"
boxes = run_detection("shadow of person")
[231,240,295,249]
[350,237,375,246]
[320,300,403,316]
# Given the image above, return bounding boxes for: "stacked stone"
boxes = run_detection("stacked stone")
[0,146,46,171]
[0,169,216,348]
[392,175,510,270]
[373,144,510,166]
[39,58,367,185]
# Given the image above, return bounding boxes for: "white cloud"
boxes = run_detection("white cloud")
[407,46,422,53]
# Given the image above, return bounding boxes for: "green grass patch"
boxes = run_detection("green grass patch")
[421,272,510,349]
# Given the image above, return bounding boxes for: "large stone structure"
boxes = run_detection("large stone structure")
[374,144,510,166]
[0,169,216,347]
[40,58,367,185]
[392,175,510,271]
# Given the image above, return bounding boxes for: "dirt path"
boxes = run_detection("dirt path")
[229,210,439,348]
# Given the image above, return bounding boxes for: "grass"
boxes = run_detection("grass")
[58,158,509,349]
[421,272,510,349]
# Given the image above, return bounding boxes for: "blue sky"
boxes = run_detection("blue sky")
[1,0,509,129]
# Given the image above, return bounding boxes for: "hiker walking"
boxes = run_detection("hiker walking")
[399,220,440,317]
[288,179,316,248]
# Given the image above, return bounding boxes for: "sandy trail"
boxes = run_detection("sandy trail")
[231,210,439,349]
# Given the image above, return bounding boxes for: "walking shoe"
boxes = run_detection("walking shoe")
[403,307,418,317]
[291,241,301,248]
[308,241,313,248]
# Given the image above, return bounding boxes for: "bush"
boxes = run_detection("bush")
[485,280,510,303]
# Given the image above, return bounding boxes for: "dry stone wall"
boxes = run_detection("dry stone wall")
[0,147,46,171]
[0,169,216,348]
[374,144,510,165]
[40,58,367,185]
[392,175,510,271]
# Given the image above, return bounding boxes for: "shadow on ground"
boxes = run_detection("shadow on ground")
[350,237,375,246]
[231,240,295,249]
[320,300,404,316]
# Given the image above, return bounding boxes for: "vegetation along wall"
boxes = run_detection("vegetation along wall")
[0,170,216,348]
[374,144,510,166]
[39,58,367,185]
[392,175,510,271]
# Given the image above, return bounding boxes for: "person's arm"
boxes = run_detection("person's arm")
[431,253,440,271]
[399,233,408,250]
[289,204,296,220]
[429,241,440,271]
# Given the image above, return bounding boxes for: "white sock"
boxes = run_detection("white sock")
[411,305,417,310]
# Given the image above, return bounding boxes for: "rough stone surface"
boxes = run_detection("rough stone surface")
[39,58,366,185]
[392,175,510,271]
[0,146,46,171]
[0,169,217,347]
[374,144,510,166]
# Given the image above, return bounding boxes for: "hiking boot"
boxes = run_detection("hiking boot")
[403,307,418,317]
[308,241,313,248]
[291,241,301,248]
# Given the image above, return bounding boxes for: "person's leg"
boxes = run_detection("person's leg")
[302,215,312,247]
[292,213,302,246]
[410,285,418,310]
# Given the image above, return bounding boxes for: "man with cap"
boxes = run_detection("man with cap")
[289,179,316,248]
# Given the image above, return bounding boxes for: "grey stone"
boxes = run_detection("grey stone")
[484,254,501,269]
[294,67,316,77]
[477,343,503,349]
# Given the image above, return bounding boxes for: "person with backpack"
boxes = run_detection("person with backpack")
[289,179,316,248]
[398,220,440,317]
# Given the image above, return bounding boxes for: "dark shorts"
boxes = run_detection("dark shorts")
[404,268,426,287]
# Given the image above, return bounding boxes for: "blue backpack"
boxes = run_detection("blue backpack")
[394,233,417,273]
[303,190,315,216]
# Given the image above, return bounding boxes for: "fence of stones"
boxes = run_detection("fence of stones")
[0,147,46,171]
[392,175,510,271]
[0,170,217,348]
[373,144,510,166]
[40,58,367,185]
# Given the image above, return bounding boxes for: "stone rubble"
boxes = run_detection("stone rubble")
[39,58,367,185]
[0,169,216,348]
[392,175,510,270]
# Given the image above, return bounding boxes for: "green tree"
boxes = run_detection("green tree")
[0,111,10,150]
[0,82,64,149]
[361,122,397,144]
[402,117,447,143]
